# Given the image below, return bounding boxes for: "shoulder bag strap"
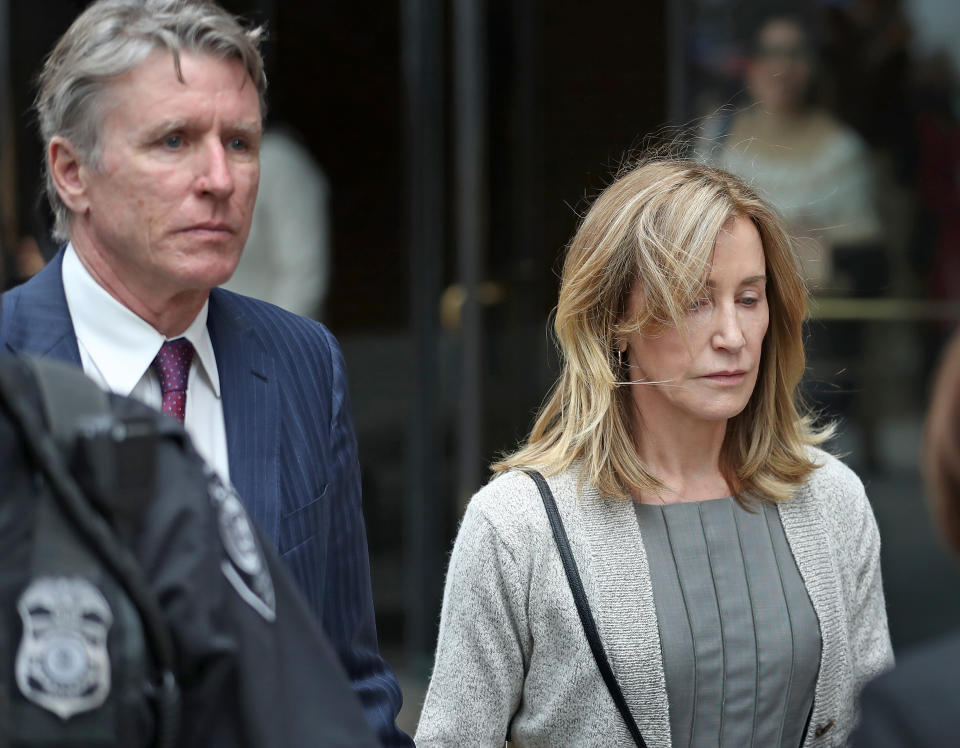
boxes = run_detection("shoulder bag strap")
[522,468,647,748]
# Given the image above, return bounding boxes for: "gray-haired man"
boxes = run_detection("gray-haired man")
[1,1,410,743]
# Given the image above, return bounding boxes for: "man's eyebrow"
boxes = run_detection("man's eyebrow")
[140,120,262,140]
[142,119,189,140]
[230,122,262,138]
[704,275,767,287]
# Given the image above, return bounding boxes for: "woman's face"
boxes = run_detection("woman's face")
[747,19,812,115]
[622,214,769,431]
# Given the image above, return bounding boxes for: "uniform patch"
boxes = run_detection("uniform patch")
[15,577,113,719]
[205,468,276,621]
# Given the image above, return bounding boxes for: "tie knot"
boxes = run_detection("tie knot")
[152,338,195,395]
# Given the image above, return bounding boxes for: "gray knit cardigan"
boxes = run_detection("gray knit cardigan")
[415,449,893,747]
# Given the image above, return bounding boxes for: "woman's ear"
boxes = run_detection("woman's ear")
[48,136,91,215]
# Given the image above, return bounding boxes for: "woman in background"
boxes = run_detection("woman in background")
[714,14,882,292]
[415,158,892,747]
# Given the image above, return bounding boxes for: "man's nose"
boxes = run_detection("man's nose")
[195,140,235,199]
[712,303,746,351]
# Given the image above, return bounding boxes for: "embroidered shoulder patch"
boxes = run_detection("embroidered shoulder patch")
[205,467,276,622]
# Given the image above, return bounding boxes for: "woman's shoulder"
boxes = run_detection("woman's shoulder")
[805,446,863,485]
[469,466,569,518]
[469,469,540,514]
[806,110,871,155]
[797,446,871,516]
[464,465,583,538]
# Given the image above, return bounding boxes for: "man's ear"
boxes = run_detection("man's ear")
[48,136,91,214]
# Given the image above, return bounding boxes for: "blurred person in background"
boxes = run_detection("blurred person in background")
[820,0,914,183]
[711,12,891,471]
[0,130,44,288]
[850,328,960,747]
[715,13,884,294]
[415,158,892,747]
[223,123,330,320]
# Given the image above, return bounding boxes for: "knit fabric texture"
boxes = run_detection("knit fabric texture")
[415,448,894,747]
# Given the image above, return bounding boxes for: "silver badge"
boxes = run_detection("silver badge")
[206,468,276,621]
[15,577,113,720]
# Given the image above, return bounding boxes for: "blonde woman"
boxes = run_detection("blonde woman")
[415,159,893,747]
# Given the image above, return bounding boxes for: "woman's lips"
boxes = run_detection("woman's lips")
[702,370,747,384]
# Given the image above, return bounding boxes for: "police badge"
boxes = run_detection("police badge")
[205,467,276,622]
[15,577,113,719]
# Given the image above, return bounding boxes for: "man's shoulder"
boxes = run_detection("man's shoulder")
[1,256,74,355]
[208,288,347,405]
[210,287,337,352]
[3,254,66,308]
[0,281,25,338]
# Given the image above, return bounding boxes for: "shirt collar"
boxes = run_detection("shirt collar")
[61,243,221,398]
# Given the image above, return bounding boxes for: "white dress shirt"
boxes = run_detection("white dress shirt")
[61,244,230,482]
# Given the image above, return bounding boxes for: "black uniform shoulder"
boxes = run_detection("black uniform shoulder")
[866,630,960,699]
[854,630,960,747]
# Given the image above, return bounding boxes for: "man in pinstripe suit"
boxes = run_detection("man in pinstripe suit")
[1,1,411,743]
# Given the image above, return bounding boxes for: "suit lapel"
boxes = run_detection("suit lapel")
[207,289,281,546]
[2,251,81,364]
[4,264,282,542]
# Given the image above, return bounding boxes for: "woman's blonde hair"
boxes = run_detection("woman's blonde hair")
[494,157,829,502]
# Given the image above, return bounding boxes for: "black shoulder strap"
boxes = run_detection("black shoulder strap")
[522,468,647,748]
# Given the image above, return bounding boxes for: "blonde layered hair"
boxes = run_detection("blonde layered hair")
[495,157,828,502]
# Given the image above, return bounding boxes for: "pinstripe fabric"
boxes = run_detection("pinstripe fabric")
[2,251,411,746]
[1,254,82,365]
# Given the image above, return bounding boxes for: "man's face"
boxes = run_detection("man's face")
[76,49,261,301]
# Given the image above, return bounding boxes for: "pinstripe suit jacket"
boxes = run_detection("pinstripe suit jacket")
[1,251,411,746]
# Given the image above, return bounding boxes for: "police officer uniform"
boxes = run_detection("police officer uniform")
[0,356,378,747]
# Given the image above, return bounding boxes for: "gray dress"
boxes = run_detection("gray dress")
[635,497,821,748]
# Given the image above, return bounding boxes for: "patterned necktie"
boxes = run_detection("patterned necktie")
[152,338,195,423]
